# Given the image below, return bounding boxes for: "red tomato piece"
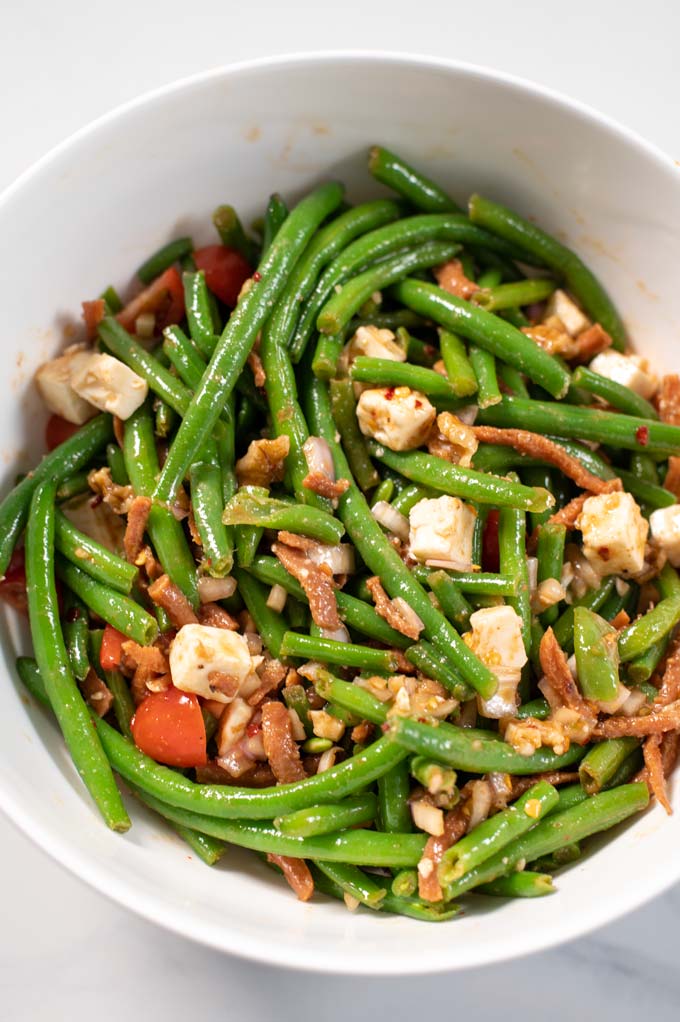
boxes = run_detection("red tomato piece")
[82,298,106,340]
[45,414,80,452]
[193,245,252,307]
[482,510,501,573]
[0,547,27,613]
[117,267,184,333]
[100,624,127,671]
[131,686,207,768]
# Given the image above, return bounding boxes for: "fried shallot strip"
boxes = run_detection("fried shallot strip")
[655,638,680,707]
[594,700,680,737]
[569,323,613,364]
[509,770,580,799]
[123,495,152,563]
[261,700,306,783]
[147,573,199,628]
[267,854,314,901]
[657,374,680,425]
[81,666,113,717]
[366,576,423,641]
[302,472,350,499]
[642,734,672,814]
[418,805,468,903]
[539,628,597,728]
[272,541,340,631]
[235,436,290,488]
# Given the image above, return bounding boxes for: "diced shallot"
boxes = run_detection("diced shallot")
[411,799,445,836]
[371,500,410,541]
[303,436,335,480]
[620,689,648,717]
[319,623,350,643]
[390,597,424,638]
[456,405,478,425]
[197,575,237,604]
[307,543,356,575]
[467,779,493,830]
[597,683,631,715]
[266,583,288,612]
[135,312,156,338]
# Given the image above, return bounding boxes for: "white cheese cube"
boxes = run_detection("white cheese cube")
[71,353,148,420]
[409,495,477,568]
[356,386,435,451]
[169,624,258,704]
[34,347,97,424]
[588,351,658,399]
[463,605,527,719]
[649,504,680,567]
[346,325,405,362]
[577,491,648,576]
[545,289,590,336]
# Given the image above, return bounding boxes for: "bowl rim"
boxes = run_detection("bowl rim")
[0,49,678,975]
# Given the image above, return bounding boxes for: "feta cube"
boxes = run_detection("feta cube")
[589,351,658,399]
[649,504,680,566]
[356,386,435,451]
[71,352,148,420]
[409,495,477,568]
[544,289,590,336]
[577,491,649,576]
[346,324,405,362]
[34,347,97,424]
[169,624,259,704]
[463,605,528,719]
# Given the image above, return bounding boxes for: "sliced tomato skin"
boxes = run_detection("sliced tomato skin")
[100,624,127,671]
[193,245,252,307]
[482,510,501,573]
[131,686,207,768]
[45,414,81,452]
[116,267,185,333]
[82,298,106,340]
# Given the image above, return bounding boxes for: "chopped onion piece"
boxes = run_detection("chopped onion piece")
[527,557,538,593]
[302,436,335,479]
[317,747,338,773]
[266,583,288,612]
[597,683,631,715]
[244,631,263,656]
[456,404,478,425]
[371,500,410,541]
[288,708,306,742]
[615,577,631,597]
[197,575,237,603]
[467,780,493,830]
[531,577,566,614]
[319,623,350,643]
[620,689,648,717]
[391,597,424,637]
[538,677,562,712]
[487,772,513,809]
[135,312,156,338]
[411,800,444,836]
[308,543,355,575]
[425,557,473,571]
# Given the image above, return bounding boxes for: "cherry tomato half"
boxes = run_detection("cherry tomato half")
[193,245,252,307]
[482,510,501,573]
[131,686,207,768]
[100,624,127,671]
[0,547,27,614]
[117,267,184,333]
[45,414,80,452]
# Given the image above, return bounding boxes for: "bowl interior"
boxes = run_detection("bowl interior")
[2,53,680,974]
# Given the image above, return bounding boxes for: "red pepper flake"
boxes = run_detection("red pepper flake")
[384,387,396,401]
[414,399,422,409]
[246,720,261,737]
[636,425,649,446]
[252,271,262,283]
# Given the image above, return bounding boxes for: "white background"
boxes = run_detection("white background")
[2,2,680,1019]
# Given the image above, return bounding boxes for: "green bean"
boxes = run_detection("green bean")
[304,375,499,698]
[389,716,586,774]
[232,568,287,658]
[222,489,343,544]
[324,369,382,489]
[473,277,556,313]
[55,556,157,646]
[137,237,192,284]
[469,346,501,408]
[0,415,112,577]
[392,279,571,399]
[476,872,555,898]
[440,782,559,885]
[106,443,129,486]
[349,357,460,401]
[25,482,129,832]
[424,571,473,630]
[351,309,427,333]
[95,715,408,818]
[497,362,530,399]
[442,783,649,899]
[16,656,51,709]
[479,396,680,456]
[434,569,518,597]
[410,756,458,798]
[517,698,551,720]
[404,641,473,700]
[318,241,461,337]
[498,479,531,653]
[151,183,343,506]
[123,404,198,606]
[182,270,216,357]
[368,145,462,213]
[56,472,91,501]
[378,758,413,834]
[314,865,458,921]
[367,444,553,513]
[315,861,387,908]
[468,193,626,349]
[627,639,668,684]
[477,268,503,289]
[397,327,438,367]
[438,330,478,398]
[390,483,435,514]
[391,869,418,897]
[261,193,289,256]
[54,509,137,594]
[372,477,395,504]
[573,608,620,703]
[62,594,90,681]
[312,669,388,724]
[280,632,398,674]
[100,285,123,314]
[536,522,567,626]
[616,470,676,510]
[618,594,680,662]
[98,317,193,416]
[274,794,377,838]
[572,366,658,420]
[472,445,543,474]
[188,460,231,576]
[579,738,640,795]
[212,204,258,263]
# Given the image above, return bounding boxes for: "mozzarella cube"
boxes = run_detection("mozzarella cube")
[409,495,477,568]
[545,289,590,337]
[346,325,405,362]
[577,491,649,576]
[649,504,680,566]
[169,624,258,704]
[34,347,97,424]
[356,386,435,451]
[71,353,148,420]
[589,351,658,399]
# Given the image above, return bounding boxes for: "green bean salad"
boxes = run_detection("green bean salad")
[7,145,680,920]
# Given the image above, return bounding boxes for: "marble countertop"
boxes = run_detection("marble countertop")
[2,1,680,1017]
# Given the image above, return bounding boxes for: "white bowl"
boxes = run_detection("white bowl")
[1,52,680,975]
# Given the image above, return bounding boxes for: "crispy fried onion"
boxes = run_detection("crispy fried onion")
[260,700,306,783]
[247,350,266,388]
[247,656,288,707]
[272,540,340,631]
[568,323,613,364]
[302,472,350,500]
[147,573,199,628]
[80,666,113,717]
[472,426,620,495]
[121,640,170,703]
[235,436,290,488]
[656,374,680,425]
[427,412,478,467]
[87,467,134,514]
[417,805,468,903]
[510,770,580,799]
[539,628,597,730]
[655,637,680,706]
[641,734,672,814]
[198,602,240,631]
[365,576,424,641]
[267,853,314,901]
[593,701,680,737]
[123,495,152,563]
[434,259,479,300]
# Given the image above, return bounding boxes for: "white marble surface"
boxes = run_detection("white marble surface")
[2,1,680,1016]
